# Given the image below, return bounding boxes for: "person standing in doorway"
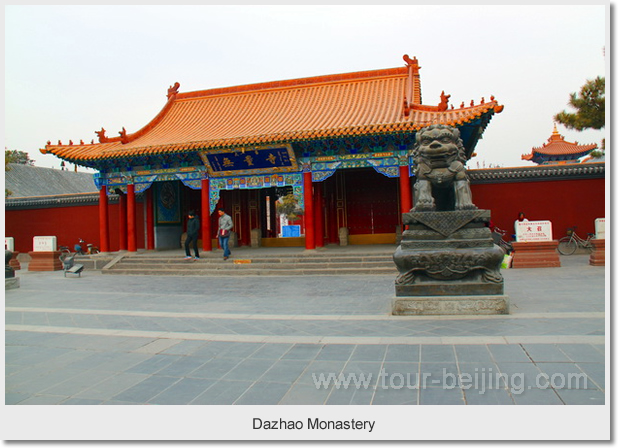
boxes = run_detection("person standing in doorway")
[184,210,200,260]
[218,208,233,260]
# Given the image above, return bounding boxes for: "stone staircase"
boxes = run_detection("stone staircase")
[102,251,398,276]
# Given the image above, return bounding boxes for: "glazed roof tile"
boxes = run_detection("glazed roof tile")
[42,57,503,163]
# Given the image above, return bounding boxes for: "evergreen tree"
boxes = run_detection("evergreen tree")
[554,76,605,131]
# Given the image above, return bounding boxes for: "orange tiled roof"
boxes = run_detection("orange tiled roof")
[41,56,504,163]
[522,125,598,161]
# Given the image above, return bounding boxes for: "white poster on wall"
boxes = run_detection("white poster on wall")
[5,237,14,251]
[516,221,553,242]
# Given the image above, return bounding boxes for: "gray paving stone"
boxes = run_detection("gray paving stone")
[297,360,347,386]
[112,375,181,403]
[576,362,605,390]
[188,357,244,380]
[419,387,465,405]
[384,344,421,362]
[40,369,118,397]
[149,378,216,405]
[74,372,150,400]
[558,344,605,363]
[16,394,68,405]
[248,343,293,359]
[281,344,323,360]
[279,383,332,405]
[463,388,514,405]
[4,253,606,407]
[349,345,387,362]
[372,386,418,405]
[155,357,208,378]
[191,380,254,405]
[511,387,564,405]
[521,344,572,362]
[59,398,104,405]
[325,384,375,405]
[554,388,605,405]
[488,344,531,363]
[125,354,177,375]
[234,381,291,405]
[258,359,311,383]
[420,345,456,363]
[455,345,494,363]
[495,363,544,391]
[419,362,460,388]
[315,344,356,361]
[5,392,30,405]
[221,358,277,381]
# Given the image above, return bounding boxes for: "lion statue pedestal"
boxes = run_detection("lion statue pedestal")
[392,124,509,315]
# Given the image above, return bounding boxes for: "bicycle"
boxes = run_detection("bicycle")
[491,226,513,254]
[557,226,595,255]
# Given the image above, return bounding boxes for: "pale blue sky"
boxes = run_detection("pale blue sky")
[5,4,607,170]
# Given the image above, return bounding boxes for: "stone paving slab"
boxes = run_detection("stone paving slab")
[5,254,606,408]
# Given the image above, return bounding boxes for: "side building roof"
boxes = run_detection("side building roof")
[5,164,97,198]
[522,125,598,164]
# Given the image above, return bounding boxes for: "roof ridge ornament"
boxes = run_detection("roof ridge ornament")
[95,128,109,143]
[167,82,180,99]
[119,127,129,144]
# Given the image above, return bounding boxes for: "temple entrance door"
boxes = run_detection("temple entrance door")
[343,168,399,242]
[217,189,258,246]
[217,187,296,246]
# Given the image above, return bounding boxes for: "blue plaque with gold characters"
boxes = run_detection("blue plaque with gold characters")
[200,144,298,177]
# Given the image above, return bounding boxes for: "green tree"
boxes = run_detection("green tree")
[276,194,304,221]
[5,149,35,166]
[554,76,605,131]
[5,149,35,197]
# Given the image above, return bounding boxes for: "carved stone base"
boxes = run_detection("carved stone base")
[589,239,605,266]
[28,251,63,271]
[511,241,560,268]
[394,209,504,298]
[393,294,510,315]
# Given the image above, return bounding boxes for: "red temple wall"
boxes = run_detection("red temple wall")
[6,202,145,253]
[470,177,605,240]
[5,176,604,252]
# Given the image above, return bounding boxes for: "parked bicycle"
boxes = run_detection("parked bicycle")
[491,226,513,254]
[557,226,595,255]
[75,238,100,255]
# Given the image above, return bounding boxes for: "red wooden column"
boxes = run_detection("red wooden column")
[314,181,324,248]
[303,170,315,250]
[118,192,128,251]
[146,187,155,251]
[399,164,412,215]
[201,178,212,251]
[127,184,137,252]
[98,187,110,253]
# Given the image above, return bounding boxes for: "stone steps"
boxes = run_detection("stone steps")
[103,253,397,276]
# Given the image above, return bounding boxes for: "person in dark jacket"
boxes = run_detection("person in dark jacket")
[184,211,200,259]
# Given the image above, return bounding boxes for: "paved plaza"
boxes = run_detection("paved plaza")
[5,248,606,406]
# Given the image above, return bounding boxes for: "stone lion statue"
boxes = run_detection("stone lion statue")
[411,124,476,212]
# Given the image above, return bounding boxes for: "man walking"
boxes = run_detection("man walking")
[184,210,200,260]
[218,208,233,260]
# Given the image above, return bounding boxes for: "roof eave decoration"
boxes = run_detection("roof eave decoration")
[41,102,504,164]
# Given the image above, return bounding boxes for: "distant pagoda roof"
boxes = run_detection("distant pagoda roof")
[40,55,504,168]
[522,125,598,165]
